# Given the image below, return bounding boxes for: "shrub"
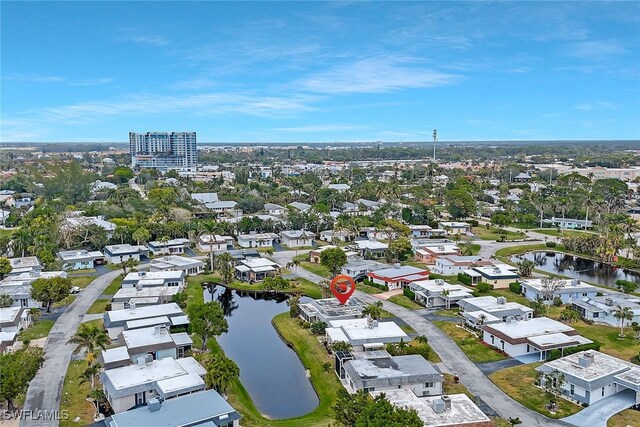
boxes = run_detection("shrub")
[545,241,557,248]
[310,321,327,335]
[403,288,415,300]
[476,282,492,293]
[509,282,522,294]
[547,341,601,360]
[457,273,472,286]
[429,273,444,280]
[468,219,479,227]
[553,296,563,307]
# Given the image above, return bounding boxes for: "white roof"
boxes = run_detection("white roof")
[125,316,171,330]
[486,317,578,340]
[327,319,409,343]
[124,271,184,282]
[355,240,388,250]
[521,278,596,293]
[106,303,184,324]
[101,346,130,364]
[103,357,203,392]
[121,326,174,349]
[421,244,460,254]
[541,350,637,382]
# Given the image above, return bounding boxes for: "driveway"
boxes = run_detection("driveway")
[21,270,122,427]
[476,358,523,376]
[562,389,636,427]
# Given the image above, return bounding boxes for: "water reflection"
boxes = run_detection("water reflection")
[511,252,640,287]
[203,285,318,419]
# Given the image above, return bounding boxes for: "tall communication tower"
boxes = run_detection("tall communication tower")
[432,129,437,161]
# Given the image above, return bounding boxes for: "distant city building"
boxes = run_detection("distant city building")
[129,132,197,171]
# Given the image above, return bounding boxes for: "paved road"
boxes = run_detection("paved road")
[21,270,122,427]
[272,250,571,426]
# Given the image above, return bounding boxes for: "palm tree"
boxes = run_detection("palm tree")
[87,388,106,417]
[361,301,383,320]
[205,354,239,396]
[614,305,633,338]
[202,220,224,272]
[395,338,408,355]
[79,362,102,390]
[330,341,353,352]
[12,228,32,257]
[159,235,170,255]
[215,252,235,286]
[68,323,110,361]
[622,217,638,258]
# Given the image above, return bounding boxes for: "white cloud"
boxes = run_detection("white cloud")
[575,101,617,111]
[568,40,627,60]
[3,74,113,86]
[297,56,460,94]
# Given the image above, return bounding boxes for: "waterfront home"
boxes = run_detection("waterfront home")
[104,244,148,264]
[234,258,280,282]
[147,238,190,256]
[149,256,204,276]
[415,244,461,265]
[101,325,192,368]
[197,234,234,252]
[367,265,430,291]
[122,271,185,289]
[521,278,597,304]
[458,296,533,328]
[375,390,493,427]
[103,302,187,339]
[408,279,473,309]
[536,351,640,406]
[299,297,366,324]
[7,256,43,276]
[106,389,241,427]
[100,356,206,413]
[58,250,105,270]
[279,230,315,248]
[111,286,181,310]
[237,232,278,248]
[325,318,409,352]
[482,317,592,360]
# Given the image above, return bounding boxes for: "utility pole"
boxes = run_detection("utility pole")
[432,129,437,162]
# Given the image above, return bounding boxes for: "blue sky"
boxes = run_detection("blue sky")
[1,1,639,142]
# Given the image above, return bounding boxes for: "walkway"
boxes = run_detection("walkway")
[21,269,122,427]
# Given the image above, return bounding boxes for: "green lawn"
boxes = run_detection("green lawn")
[433,321,507,363]
[402,260,429,269]
[68,268,96,274]
[60,360,95,427]
[19,319,55,341]
[533,228,595,238]
[53,295,76,308]
[356,282,384,294]
[70,276,95,289]
[471,226,523,241]
[490,363,582,419]
[388,294,423,310]
[400,324,416,334]
[300,262,331,279]
[86,299,110,315]
[0,228,16,238]
[434,308,461,317]
[443,373,472,398]
[102,275,124,295]
[220,313,342,427]
[571,321,640,362]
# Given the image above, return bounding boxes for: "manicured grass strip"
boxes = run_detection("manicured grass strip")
[471,226,523,241]
[86,299,110,315]
[356,282,384,294]
[388,294,423,310]
[443,373,472,398]
[571,321,639,362]
[299,262,331,279]
[489,363,582,419]
[218,313,341,427]
[608,409,640,427]
[102,275,123,295]
[60,360,94,427]
[433,321,507,363]
[70,276,94,289]
[19,319,55,341]
[533,228,595,237]
[188,274,322,299]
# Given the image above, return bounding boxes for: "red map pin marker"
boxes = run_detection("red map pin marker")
[330,274,356,305]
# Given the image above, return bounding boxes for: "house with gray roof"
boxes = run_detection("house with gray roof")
[104,244,149,264]
[288,201,311,212]
[147,238,190,256]
[107,389,241,427]
[100,356,206,413]
[149,256,204,276]
[103,303,187,339]
[571,294,640,327]
[299,297,366,324]
[279,230,315,248]
[340,350,443,396]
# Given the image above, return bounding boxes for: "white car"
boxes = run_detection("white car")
[70,286,81,294]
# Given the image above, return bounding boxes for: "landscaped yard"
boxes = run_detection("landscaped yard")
[19,319,55,341]
[433,321,507,363]
[219,313,342,427]
[187,273,323,299]
[533,228,595,238]
[471,226,523,241]
[356,282,384,294]
[608,409,640,427]
[102,275,124,295]
[299,261,331,278]
[70,276,94,289]
[86,299,110,314]
[571,321,640,362]
[60,360,94,427]
[388,294,423,310]
[490,363,582,419]
[443,373,472,397]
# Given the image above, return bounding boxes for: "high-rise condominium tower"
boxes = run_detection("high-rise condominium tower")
[129,131,197,171]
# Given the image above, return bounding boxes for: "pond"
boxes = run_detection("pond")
[204,285,319,419]
[510,251,640,288]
